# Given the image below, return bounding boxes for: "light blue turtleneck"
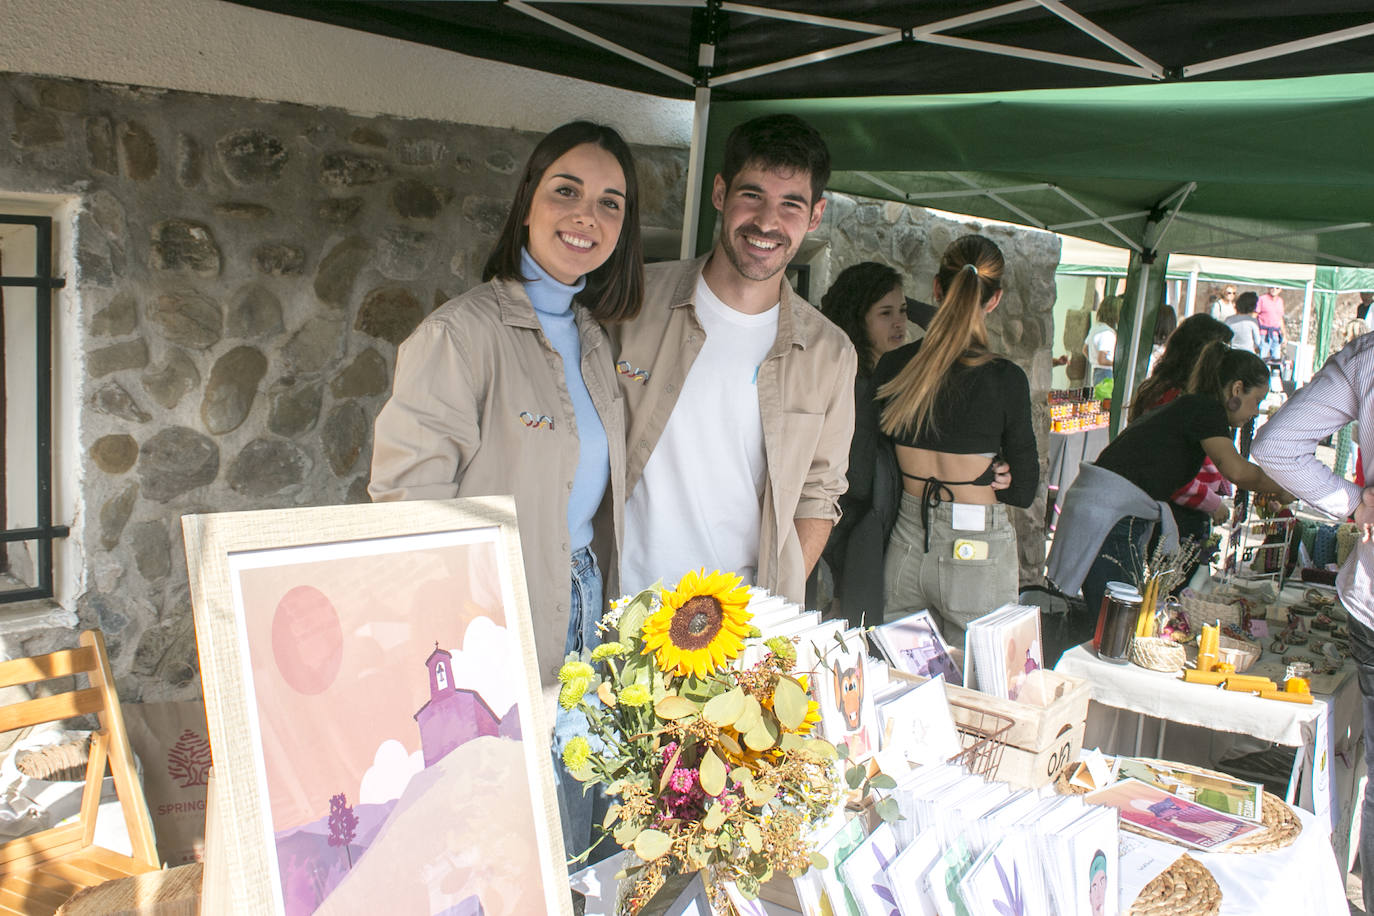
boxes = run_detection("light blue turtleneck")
[521,248,609,553]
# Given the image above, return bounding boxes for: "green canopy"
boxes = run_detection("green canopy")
[701,73,1374,266]
[697,73,1374,422]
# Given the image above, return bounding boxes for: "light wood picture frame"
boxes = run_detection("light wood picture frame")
[183,496,569,916]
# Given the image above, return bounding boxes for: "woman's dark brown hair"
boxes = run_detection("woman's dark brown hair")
[1129,314,1233,420]
[483,121,644,322]
[820,262,902,374]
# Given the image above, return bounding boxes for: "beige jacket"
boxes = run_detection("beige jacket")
[611,255,856,604]
[369,277,625,683]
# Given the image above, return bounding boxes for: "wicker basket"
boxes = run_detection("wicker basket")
[1217,635,1261,673]
[1179,593,1244,633]
[1129,637,1186,674]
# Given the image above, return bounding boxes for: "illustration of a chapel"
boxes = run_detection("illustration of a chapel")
[413,644,503,767]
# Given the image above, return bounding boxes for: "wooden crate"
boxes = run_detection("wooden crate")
[891,668,1090,788]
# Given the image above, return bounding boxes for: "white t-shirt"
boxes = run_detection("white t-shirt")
[1087,322,1116,367]
[621,276,779,594]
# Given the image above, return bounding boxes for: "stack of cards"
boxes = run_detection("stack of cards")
[964,603,1043,700]
[871,674,962,769]
[794,764,1123,916]
[1111,757,1264,823]
[870,611,963,686]
[1085,777,1263,851]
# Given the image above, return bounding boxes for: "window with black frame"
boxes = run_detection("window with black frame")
[0,214,69,602]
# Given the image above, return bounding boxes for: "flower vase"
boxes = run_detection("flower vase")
[615,863,731,916]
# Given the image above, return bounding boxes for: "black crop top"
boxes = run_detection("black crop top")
[872,340,1039,509]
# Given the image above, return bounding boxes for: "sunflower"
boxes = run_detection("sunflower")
[641,569,753,678]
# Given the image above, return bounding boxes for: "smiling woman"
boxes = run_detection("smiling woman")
[368,120,644,865]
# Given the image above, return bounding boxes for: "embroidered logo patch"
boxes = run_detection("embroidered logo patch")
[616,359,649,382]
[519,411,555,430]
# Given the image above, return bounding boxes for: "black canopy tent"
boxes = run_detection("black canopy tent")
[238,1,1374,416]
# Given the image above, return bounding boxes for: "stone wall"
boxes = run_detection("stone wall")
[811,195,1061,587]
[0,72,686,701]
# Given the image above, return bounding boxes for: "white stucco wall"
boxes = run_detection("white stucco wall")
[0,0,693,147]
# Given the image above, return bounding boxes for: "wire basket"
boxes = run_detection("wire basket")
[947,697,1013,781]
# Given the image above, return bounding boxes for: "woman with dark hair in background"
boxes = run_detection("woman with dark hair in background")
[1149,305,1177,372]
[1048,343,1290,658]
[369,121,643,861]
[1225,291,1263,355]
[1086,295,1123,386]
[875,235,1038,647]
[817,262,907,626]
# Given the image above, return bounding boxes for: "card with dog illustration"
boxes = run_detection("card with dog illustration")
[815,628,880,761]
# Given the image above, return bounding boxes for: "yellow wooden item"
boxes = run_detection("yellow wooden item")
[1260,690,1315,705]
[0,630,159,914]
[1285,677,1310,694]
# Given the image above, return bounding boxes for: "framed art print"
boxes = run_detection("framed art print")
[183,496,569,916]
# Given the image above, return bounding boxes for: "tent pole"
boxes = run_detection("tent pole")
[1119,250,1153,426]
[1299,279,1315,348]
[1185,268,1199,317]
[680,84,712,258]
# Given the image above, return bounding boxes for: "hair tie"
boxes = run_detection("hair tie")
[963,263,979,278]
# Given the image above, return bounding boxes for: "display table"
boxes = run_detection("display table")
[1046,426,1110,495]
[1056,642,1364,865]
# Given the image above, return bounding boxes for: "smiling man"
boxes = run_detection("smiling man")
[612,114,857,603]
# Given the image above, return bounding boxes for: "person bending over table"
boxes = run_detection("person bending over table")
[1251,332,1374,914]
[1047,343,1290,659]
[874,234,1038,647]
[1130,314,1236,587]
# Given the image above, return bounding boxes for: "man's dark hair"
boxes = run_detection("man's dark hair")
[719,114,831,206]
[1235,291,1259,315]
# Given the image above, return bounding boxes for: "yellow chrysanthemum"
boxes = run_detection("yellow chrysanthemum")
[561,736,591,771]
[618,683,651,707]
[559,676,589,709]
[591,642,628,662]
[558,660,593,682]
[641,569,753,678]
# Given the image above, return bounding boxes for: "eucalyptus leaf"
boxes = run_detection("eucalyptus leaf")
[742,822,763,851]
[869,773,898,790]
[772,676,809,730]
[613,821,641,847]
[633,828,673,861]
[834,741,849,761]
[703,802,727,832]
[744,779,775,806]
[654,695,698,720]
[845,765,865,790]
[809,851,829,870]
[803,739,837,760]
[779,733,804,752]
[699,748,728,796]
[716,731,744,758]
[743,716,780,752]
[875,797,903,823]
[703,687,746,727]
[734,695,764,734]
[729,766,751,784]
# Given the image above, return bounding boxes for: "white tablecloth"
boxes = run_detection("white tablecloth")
[1055,643,1336,747]
[1121,805,1348,915]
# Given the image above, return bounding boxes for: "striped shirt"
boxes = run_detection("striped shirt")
[1252,333,1374,628]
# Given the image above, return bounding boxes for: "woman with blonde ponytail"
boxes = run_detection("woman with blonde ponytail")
[873,235,1039,645]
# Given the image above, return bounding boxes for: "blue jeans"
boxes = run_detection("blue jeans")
[1347,616,1374,910]
[1259,325,1283,363]
[1072,516,1153,658]
[552,547,611,867]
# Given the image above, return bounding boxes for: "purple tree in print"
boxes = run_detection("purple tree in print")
[327,792,359,869]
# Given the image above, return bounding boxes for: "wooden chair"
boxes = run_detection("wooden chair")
[0,630,159,914]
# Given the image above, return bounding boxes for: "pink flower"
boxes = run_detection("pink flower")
[670,767,697,794]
